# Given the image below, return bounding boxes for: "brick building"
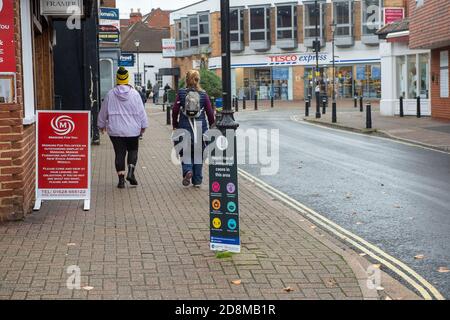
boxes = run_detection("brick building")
[170,0,410,101]
[0,0,53,222]
[409,0,450,120]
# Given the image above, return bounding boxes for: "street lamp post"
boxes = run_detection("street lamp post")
[331,21,337,123]
[135,40,140,86]
[314,0,321,119]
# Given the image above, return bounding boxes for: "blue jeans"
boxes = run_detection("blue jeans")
[181,141,205,185]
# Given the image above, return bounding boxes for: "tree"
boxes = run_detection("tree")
[178,68,222,99]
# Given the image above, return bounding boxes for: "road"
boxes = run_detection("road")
[235,108,450,299]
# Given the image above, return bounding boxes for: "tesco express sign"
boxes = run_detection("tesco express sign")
[268,53,329,65]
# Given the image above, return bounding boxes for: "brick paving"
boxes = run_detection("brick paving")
[0,108,375,300]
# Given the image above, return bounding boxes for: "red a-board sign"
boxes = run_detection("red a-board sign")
[35,111,91,210]
[0,0,16,73]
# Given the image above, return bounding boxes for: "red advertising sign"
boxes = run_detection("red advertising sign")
[36,111,91,207]
[0,0,16,73]
[384,7,405,25]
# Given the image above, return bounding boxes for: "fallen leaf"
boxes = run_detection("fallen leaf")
[283,287,294,292]
[414,254,425,260]
[372,264,381,269]
[385,296,392,300]
[438,267,450,273]
[376,286,385,291]
[82,286,94,291]
[345,193,352,199]
[310,226,316,229]
[356,222,363,225]
[67,243,76,246]
[231,280,241,285]
[359,253,367,257]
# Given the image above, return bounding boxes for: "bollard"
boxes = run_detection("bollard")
[243,97,246,110]
[271,96,274,108]
[163,103,165,112]
[322,97,327,114]
[332,101,337,123]
[166,105,171,125]
[254,94,258,110]
[399,96,404,117]
[359,96,363,112]
[235,97,239,112]
[366,102,372,129]
[354,96,357,108]
[417,96,421,118]
[305,98,310,117]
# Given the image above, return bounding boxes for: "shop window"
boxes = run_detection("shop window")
[134,73,142,87]
[181,18,190,49]
[407,55,417,99]
[276,5,297,40]
[249,7,270,42]
[355,64,381,98]
[303,0,325,47]
[396,56,406,98]
[175,20,182,51]
[155,74,163,88]
[419,53,429,99]
[361,0,382,44]
[198,13,210,45]
[334,0,353,37]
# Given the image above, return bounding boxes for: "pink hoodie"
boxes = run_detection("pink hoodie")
[98,85,149,137]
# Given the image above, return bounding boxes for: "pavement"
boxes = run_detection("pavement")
[0,105,418,300]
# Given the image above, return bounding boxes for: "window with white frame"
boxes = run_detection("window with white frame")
[277,4,297,40]
[198,12,210,45]
[134,73,142,87]
[362,0,382,36]
[155,73,163,88]
[395,53,430,99]
[230,8,244,42]
[181,17,189,49]
[304,1,325,39]
[175,20,182,51]
[334,0,353,37]
[249,6,270,41]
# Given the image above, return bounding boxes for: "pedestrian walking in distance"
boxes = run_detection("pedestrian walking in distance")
[172,70,215,187]
[98,67,149,189]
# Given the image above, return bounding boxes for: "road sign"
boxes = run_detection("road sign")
[209,132,240,253]
[34,111,91,211]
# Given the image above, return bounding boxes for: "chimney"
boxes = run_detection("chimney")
[129,7,143,25]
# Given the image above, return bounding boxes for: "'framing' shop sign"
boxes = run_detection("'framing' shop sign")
[40,0,83,17]
[34,111,91,211]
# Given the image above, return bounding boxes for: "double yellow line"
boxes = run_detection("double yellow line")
[238,168,445,300]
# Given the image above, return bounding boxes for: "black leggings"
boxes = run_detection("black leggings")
[110,136,139,172]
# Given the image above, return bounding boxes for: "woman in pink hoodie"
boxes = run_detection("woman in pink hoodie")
[98,67,149,188]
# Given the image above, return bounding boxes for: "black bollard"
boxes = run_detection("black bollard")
[235,97,239,112]
[332,101,337,123]
[366,102,372,129]
[163,103,165,112]
[315,91,321,119]
[243,97,246,110]
[271,96,274,108]
[305,98,310,117]
[322,97,327,114]
[416,96,421,118]
[399,96,404,117]
[254,94,258,110]
[166,105,171,125]
[354,96,357,108]
[359,96,363,112]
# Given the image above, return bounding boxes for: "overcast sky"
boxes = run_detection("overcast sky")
[116,0,200,18]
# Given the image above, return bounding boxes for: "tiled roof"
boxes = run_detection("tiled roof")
[376,18,409,36]
[120,22,170,53]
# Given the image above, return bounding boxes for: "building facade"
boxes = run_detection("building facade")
[409,0,450,120]
[170,0,408,101]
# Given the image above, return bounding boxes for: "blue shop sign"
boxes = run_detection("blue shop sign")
[356,65,366,80]
[372,66,381,80]
[100,8,120,20]
[119,54,135,67]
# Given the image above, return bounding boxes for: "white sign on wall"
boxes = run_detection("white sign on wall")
[162,39,176,58]
[40,0,83,17]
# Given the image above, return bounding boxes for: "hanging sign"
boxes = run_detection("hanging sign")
[34,111,91,211]
[40,0,83,17]
[209,133,240,253]
[119,53,135,67]
[162,39,176,58]
[383,7,405,25]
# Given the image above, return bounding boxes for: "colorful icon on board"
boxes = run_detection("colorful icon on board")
[212,199,221,210]
[227,201,237,213]
[211,181,220,193]
[226,182,236,194]
[227,218,237,230]
[212,217,222,229]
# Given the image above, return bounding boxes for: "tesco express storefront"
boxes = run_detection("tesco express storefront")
[208,52,381,101]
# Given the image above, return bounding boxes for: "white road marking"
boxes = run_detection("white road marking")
[238,168,445,300]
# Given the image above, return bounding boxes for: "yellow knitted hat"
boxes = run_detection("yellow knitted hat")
[116,67,129,85]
